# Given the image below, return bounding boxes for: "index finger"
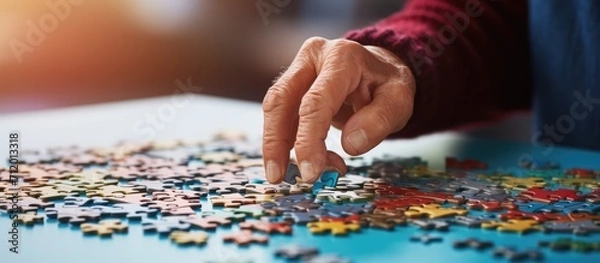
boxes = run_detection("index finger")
[294,40,363,182]
[262,39,323,183]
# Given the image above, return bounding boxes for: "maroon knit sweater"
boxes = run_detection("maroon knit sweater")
[345,0,532,138]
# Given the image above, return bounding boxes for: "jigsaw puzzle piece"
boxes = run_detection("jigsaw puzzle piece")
[223,230,268,246]
[142,216,191,235]
[307,221,360,236]
[274,244,319,260]
[63,196,110,207]
[16,212,44,226]
[181,215,232,230]
[404,204,467,219]
[319,203,374,217]
[453,238,494,250]
[539,238,600,252]
[92,204,158,220]
[169,231,209,246]
[481,219,541,234]
[0,196,54,212]
[283,210,328,225]
[517,187,585,203]
[86,184,145,198]
[409,219,450,231]
[316,190,372,203]
[543,220,600,235]
[210,193,255,208]
[283,163,301,185]
[45,206,102,225]
[239,220,292,234]
[80,219,128,237]
[312,170,340,194]
[492,246,544,261]
[451,215,496,228]
[224,205,267,218]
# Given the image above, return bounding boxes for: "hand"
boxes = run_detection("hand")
[262,37,416,183]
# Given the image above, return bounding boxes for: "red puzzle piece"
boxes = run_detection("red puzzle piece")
[375,185,463,204]
[467,200,514,211]
[374,196,436,210]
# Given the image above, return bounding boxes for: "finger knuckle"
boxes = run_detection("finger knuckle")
[329,39,364,54]
[303,36,328,49]
[262,85,292,113]
[262,133,293,153]
[298,90,335,119]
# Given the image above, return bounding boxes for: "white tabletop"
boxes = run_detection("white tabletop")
[0,94,482,169]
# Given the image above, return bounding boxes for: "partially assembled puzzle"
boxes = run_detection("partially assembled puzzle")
[1,131,599,262]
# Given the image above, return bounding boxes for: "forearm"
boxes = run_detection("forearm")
[345,0,531,138]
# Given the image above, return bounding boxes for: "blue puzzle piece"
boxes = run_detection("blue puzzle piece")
[312,171,340,194]
[283,163,301,185]
[538,201,600,214]
[319,203,374,217]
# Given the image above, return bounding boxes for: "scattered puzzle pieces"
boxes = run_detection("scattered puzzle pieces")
[539,238,600,252]
[5,134,600,263]
[405,204,467,219]
[492,246,544,261]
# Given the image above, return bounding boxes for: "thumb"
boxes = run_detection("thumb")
[341,82,414,155]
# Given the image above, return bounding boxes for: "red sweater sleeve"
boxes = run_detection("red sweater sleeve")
[345,0,531,138]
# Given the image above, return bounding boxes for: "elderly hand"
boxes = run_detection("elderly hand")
[262,37,416,183]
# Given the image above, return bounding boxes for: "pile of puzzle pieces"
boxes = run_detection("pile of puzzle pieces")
[1,131,599,262]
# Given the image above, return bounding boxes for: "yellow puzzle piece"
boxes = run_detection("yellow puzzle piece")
[16,212,44,226]
[307,221,360,236]
[405,204,467,219]
[499,177,547,190]
[481,219,541,234]
[169,231,209,246]
[80,219,128,237]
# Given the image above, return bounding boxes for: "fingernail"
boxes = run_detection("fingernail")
[266,160,281,182]
[300,161,316,182]
[347,129,368,151]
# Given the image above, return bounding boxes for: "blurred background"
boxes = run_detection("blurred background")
[0,0,407,113]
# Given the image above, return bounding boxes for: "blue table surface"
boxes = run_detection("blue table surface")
[0,95,599,263]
